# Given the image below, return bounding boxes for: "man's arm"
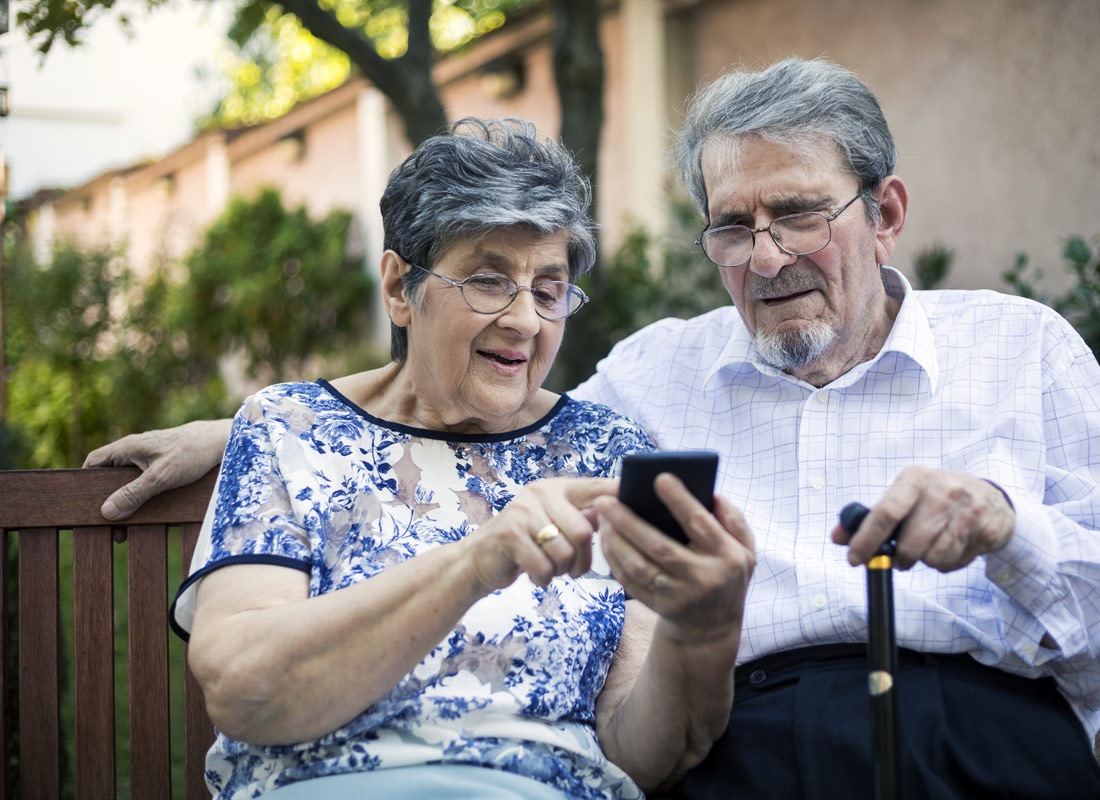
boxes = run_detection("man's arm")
[83,419,233,519]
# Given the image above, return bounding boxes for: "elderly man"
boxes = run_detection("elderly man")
[87,59,1100,797]
[571,59,1100,798]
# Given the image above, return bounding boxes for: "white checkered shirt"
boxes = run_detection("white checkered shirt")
[571,267,1100,739]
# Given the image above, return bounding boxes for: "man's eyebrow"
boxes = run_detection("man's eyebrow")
[709,194,836,229]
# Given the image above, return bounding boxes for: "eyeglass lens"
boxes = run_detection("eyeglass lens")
[461,274,586,319]
[701,212,831,267]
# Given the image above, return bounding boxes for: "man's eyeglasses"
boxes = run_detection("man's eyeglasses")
[409,264,589,321]
[695,193,864,268]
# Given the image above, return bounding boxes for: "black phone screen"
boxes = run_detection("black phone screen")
[617,450,719,544]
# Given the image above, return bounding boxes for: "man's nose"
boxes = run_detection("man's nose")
[748,230,797,279]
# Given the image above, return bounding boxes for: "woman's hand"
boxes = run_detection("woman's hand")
[594,475,755,790]
[83,419,232,520]
[597,474,755,643]
[461,477,619,594]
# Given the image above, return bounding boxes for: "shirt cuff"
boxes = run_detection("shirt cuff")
[984,493,1081,658]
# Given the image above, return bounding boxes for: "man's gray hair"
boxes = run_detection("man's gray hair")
[674,58,897,222]
[380,117,596,361]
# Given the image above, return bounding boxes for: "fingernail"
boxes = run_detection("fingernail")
[102,500,120,520]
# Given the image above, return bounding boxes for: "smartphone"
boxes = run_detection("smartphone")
[618,450,719,544]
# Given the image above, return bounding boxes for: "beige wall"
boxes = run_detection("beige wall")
[671,0,1100,292]
[231,103,364,219]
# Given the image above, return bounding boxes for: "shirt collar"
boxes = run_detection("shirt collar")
[702,266,940,393]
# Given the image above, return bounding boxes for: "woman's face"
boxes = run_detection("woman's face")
[399,227,572,434]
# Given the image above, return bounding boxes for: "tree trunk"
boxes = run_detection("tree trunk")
[551,0,605,229]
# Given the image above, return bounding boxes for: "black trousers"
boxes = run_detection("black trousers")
[654,645,1100,800]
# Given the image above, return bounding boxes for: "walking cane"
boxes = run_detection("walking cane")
[840,502,901,800]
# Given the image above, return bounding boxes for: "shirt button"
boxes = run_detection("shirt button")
[996,567,1019,583]
[810,474,825,490]
[812,593,827,610]
[815,392,829,405]
[1023,642,1038,657]
[749,669,767,686]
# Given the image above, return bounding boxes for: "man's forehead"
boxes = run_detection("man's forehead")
[700,134,849,208]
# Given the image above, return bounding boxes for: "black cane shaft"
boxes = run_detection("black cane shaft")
[868,556,900,800]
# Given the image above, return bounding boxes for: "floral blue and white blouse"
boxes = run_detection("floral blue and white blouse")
[171,380,655,800]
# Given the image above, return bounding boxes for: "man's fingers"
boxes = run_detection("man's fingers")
[101,471,162,520]
[847,474,923,565]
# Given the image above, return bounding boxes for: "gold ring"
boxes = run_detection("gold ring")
[649,571,669,591]
[534,523,561,547]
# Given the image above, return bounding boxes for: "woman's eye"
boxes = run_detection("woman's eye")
[467,276,511,293]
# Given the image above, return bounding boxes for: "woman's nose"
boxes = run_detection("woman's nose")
[496,289,543,336]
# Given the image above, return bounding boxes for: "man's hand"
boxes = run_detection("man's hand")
[82,419,233,520]
[831,466,1016,572]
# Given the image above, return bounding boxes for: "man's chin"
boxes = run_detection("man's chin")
[754,323,835,371]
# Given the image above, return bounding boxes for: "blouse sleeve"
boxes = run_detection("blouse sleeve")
[170,390,311,640]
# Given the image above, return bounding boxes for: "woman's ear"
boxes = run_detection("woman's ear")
[380,250,412,327]
[873,175,908,265]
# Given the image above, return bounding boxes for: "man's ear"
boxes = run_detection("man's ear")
[380,250,412,327]
[873,175,908,265]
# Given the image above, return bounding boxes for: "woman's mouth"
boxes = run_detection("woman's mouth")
[478,350,528,374]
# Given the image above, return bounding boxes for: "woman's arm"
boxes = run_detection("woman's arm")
[188,477,617,746]
[594,478,754,790]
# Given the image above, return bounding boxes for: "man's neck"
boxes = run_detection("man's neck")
[788,291,903,388]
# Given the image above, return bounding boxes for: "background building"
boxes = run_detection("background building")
[20,0,1100,349]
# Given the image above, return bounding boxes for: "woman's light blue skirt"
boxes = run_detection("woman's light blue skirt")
[262,763,576,798]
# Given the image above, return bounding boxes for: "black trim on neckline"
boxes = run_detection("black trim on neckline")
[315,379,570,443]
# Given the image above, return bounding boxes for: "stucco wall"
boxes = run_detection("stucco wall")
[231,103,364,219]
[672,0,1100,292]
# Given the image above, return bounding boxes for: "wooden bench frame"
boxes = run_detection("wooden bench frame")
[0,467,218,799]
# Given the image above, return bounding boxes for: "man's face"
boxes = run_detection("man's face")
[701,136,897,384]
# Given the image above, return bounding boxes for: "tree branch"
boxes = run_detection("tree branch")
[276,0,446,145]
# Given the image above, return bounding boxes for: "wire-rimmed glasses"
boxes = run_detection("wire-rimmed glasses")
[695,193,864,267]
[409,264,589,321]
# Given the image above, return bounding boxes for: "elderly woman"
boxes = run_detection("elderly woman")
[166,118,753,800]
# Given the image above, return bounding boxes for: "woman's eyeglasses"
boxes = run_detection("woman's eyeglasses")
[409,264,589,321]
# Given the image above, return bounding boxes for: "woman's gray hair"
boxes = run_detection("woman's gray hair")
[674,58,897,223]
[380,117,596,361]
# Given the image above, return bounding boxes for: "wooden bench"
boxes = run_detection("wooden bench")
[0,467,218,800]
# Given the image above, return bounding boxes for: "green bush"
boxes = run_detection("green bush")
[3,188,379,468]
[1004,235,1100,360]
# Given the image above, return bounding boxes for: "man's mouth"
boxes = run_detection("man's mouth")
[761,289,815,306]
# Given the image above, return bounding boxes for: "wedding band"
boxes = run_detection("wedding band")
[534,523,561,547]
[649,571,669,591]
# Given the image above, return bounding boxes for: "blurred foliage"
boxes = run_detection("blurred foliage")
[1004,235,1100,361]
[551,201,730,391]
[911,243,955,290]
[203,0,534,128]
[3,188,378,468]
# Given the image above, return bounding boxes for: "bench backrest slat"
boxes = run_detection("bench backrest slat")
[73,526,117,795]
[129,523,173,797]
[0,467,218,798]
[18,527,61,800]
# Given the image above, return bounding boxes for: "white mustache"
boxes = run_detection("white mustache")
[747,267,824,300]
